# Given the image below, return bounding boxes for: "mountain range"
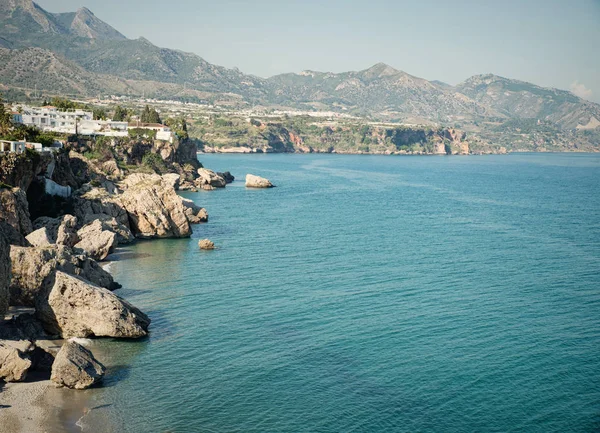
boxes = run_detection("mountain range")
[0,0,599,150]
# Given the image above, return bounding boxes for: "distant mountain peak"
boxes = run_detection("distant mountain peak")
[362,63,403,78]
[67,6,126,40]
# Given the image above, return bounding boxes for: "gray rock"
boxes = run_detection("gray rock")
[36,271,150,339]
[162,173,181,190]
[51,341,105,389]
[0,187,33,236]
[245,174,274,188]
[74,220,118,261]
[0,229,10,317]
[0,340,32,382]
[9,245,120,307]
[217,171,235,184]
[81,214,135,244]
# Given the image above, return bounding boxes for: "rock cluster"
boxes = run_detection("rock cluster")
[196,168,227,190]
[0,228,10,317]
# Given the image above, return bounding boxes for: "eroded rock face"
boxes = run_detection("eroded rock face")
[73,185,130,229]
[119,174,191,239]
[9,245,119,307]
[36,271,150,339]
[51,340,105,390]
[0,341,32,382]
[74,220,118,261]
[0,187,33,236]
[0,229,11,317]
[196,168,226,188]
[245,174,274,188]
[81,214,135,244]
[32,215,79,247]
[162,173,181,190]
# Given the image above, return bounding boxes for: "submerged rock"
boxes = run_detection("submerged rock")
[74,220,118,261]
[9,245,120,307]
[51,340,105,389]
[245,174,274,188]
[199,239,215,250]
[36,271,150,339]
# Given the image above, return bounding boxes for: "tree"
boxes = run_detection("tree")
[93,108,107,120]
[140,105,161,124]
[113,105,127,121]
[0,94,14,135]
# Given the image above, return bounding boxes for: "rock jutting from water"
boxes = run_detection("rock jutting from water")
[199,239,215,250]
[245,174,275,188]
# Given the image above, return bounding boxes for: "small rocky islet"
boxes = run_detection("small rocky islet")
[0,136,273,390]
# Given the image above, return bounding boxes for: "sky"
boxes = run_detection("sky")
[37,0,600,103]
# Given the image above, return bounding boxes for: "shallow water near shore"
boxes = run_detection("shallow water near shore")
[80,153,599,432]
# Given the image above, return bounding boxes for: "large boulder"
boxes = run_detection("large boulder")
[72,185,130,229]
[0,340,32,382]
[36,271,150,339]
[162,173,181,190]
[51,340,105,390]
[25,227,53,247]
[0,229,10,317]
[9,245,119,307]
[198,239,215,250]
[196,168,226,188]
[32,215,79,247]
[181,198,208,224]
[245,174,274,188]
[0,187,33,236]
[217,171,235,184]
[74,220,118,261]
[80,214,135,245]
[119,174,191,239]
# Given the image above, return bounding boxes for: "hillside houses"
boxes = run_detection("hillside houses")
[12,105,174,142]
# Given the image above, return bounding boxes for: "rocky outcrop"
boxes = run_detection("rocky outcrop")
[32,215,79,247]
[51,340,105,390]
[196,168,226,189]
[217,171,235,184]
[119,174,191,239]
[199,239,215,250]
[181,198,208,224]
[245,174,274,188]
[36,271,150,338]
[9,245,119,307]
[162,173,181,190]
[0,187,33,236]
[74,220,118,261]
[0,340,32,382]
[73,184,130,229]
[80,214,135,244]
[0,228,11,318]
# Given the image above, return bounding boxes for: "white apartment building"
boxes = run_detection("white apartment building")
[19,105,94,133]
[128,122,174,142]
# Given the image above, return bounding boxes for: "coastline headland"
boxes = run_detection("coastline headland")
[0,132,237,432]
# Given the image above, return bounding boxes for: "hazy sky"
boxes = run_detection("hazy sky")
[37,0,600,102]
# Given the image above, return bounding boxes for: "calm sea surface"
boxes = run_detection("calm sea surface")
[82,153,600,433]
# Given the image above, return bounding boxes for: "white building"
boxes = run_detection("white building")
[20,105,94,133]
[79,119,128,137]
[0,140,45,154]
[128,122,174,142]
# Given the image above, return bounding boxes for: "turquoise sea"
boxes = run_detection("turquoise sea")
[82,153,600,433]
